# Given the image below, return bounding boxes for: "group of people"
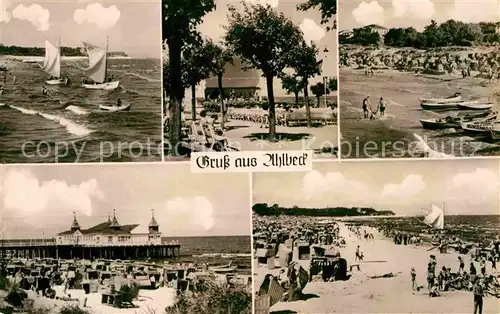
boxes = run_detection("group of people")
[340,48,500,81]
[362,96,387,119]
[416,253,500,313]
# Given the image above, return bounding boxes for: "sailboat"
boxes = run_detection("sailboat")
[423,204,445,230]
[42,38,65,85]
[81,37,119,90]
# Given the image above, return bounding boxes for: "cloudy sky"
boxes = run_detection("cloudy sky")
[340,0,500,30]
[188,0,337,98]
[0,0,161,58]
[253,159,500,216]
[0,164,251,239]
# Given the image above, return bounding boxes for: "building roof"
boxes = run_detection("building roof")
[205,57,261,89]
[149,209,159,228]
[109,209,120,228]
[70,213,80,230]
[366,24,388,30]
[58,222,139,236]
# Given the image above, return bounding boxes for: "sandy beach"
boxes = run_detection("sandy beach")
[25,285,175,314]
[223,120,338,158]
[339,68,500,158]
[255,222,499,313]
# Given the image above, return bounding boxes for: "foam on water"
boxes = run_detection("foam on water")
[125,72,161,82]
[9,105,38,115]
[65,105,89,115]
[38,112,92,136]
[413,133,454,158]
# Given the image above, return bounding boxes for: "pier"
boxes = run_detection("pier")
[0,239,181,260]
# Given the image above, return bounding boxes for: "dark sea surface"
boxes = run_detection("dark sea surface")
[163,236,252,271]
[348,215,500,242]
[0,58,162,163]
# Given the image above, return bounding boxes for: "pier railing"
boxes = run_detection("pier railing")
[0,239,180,248]
[0,239,56,247]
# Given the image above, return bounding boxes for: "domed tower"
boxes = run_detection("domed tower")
[149,209,159,233]
[110,209,121,229]
[70,212,81,232]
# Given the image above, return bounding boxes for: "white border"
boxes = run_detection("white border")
[160,6,165,163]
[249,172,256,314]
[335,0,341,162]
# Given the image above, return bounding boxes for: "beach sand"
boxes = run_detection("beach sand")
[222,120,338,158]
[255,223,499,313]
[339,68,500,158]
[27,286,176,314]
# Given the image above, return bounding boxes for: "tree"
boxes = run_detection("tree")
[204,41,233,131]
[351,26,381,46]
[286,41,322,127]
[297,0,336,31]
[182,40,213,122]
[280,73,303,105]
[422,20,442,48]
[310,82,329,106]
[162,0,215,155]
[225,3,303,140]
[328,77,337,92]
[384,28,406,47]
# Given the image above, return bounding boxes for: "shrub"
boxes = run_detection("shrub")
[59,305,89,314]
[119,282,140,303]
[165,282,251,314]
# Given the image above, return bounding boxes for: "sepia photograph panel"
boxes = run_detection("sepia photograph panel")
[0,1,163,163]
[339,0,500,159]
[0,163,252,313]
[252,159,500,313]
[163,0,338,161]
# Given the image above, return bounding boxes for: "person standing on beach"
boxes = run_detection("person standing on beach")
[411,267,417,291]
[378,97,386,117]
[362,97,371,119]
[459,256,465,273]
[473,277,484,314]
[427,263,435,291]
[355,245,361,262]
[480,259,486,276]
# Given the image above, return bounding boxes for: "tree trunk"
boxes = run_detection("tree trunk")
[217,73,225,131]
[317,96,321,107]
[266,74,276,140]
[191,84,197,123]
[167,39,183,156]
[294,92,299,106]
[303,82,311,128]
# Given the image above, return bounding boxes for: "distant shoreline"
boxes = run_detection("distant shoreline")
[1,55,133,62]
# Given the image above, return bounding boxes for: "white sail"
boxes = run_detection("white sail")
[83,41,107,84]
[42,39,60,78]
[423,205,444,230]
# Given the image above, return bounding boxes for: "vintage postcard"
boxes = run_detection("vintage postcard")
[252,158,500,313]
[0,163,252,313]
[163,0,338,161]
[0,1,163,163]
[339,0,500,159]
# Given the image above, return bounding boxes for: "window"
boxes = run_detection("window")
[108,236,113,243]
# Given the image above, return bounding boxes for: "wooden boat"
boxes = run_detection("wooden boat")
[82,37,119,90]
[490,125,500,140]
[422,111,497,129]
[461,122,497,135]
[421,102,463,110]
[420,117,461,129]
[420,93,462,104]
[40,38,66,85]
[456,102,493,110]
[99,103,131,112]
